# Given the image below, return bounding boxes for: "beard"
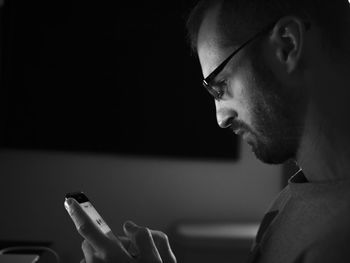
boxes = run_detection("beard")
[242,46,307,164]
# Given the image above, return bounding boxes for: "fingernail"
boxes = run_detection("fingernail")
[124,221,138,233]
[64,198,73,212]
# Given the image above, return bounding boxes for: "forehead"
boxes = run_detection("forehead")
[197,3,234,78]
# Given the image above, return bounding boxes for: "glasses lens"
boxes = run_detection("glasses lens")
[203,81,221,100]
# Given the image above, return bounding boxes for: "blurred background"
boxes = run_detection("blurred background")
[0,0,284,262]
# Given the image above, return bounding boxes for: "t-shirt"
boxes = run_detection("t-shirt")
[248,170,350,263]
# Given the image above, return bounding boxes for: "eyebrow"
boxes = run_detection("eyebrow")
[211,54,235,82]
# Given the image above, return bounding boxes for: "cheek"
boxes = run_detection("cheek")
[230,76,256,126]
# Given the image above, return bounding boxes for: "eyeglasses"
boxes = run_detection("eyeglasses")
[203,20,311,100]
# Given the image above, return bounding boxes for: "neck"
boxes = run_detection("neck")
[296,71,350,183]
[294,43,350,183]
[296,113,350,182]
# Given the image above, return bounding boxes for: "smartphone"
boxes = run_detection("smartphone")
[65,192,115,239]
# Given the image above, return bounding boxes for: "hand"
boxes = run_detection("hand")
[122,221,177,263]
[64,198,177,263]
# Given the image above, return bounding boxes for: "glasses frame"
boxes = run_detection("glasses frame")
[203,20,311,100]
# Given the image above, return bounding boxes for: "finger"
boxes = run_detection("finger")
[119,234,139,257]
[118,236,130,248]
[118,235,136,254]
[124,221,161,262]
[124,222,176,263]
[135,227,161,262]
[82,239,95,263]
[150,230,177,263]
[80,259,86,263]
[122,222,140,257]
[64,198,109,251]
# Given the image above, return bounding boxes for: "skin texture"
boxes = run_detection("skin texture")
[64,2,350,262]
[65,198,177,263]
[197,4,307,164]
[197,1,350,182]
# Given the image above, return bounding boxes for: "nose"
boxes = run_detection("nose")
[215,100,236,128]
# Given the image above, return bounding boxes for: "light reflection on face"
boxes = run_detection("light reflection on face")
[198,11,306,164]
[236,48,306,164]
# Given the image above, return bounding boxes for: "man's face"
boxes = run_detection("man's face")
[197,6,306,164]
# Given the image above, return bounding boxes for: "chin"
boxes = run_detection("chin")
[249,138,293,165]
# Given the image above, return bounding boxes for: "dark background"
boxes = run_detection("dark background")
[0,2,284,262]
[0,0,238,159]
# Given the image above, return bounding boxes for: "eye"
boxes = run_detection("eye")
[206,79,229,101]
[218,79,228,88]
[214,79,228,99]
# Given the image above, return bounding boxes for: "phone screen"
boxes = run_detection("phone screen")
[65,192,112,236]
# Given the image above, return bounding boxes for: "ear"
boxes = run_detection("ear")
[270,16,307,74]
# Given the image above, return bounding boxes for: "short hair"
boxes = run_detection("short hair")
[186,0,350,53]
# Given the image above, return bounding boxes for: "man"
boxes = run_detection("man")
[65,0,350,262]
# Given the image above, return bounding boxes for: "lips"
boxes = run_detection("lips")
[234,129,244,136]
[230,121,244,136]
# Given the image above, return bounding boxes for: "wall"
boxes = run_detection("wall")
[0,140,282,262]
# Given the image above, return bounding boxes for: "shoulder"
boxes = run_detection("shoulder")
[265,185,291,212]
[295,220,350,263]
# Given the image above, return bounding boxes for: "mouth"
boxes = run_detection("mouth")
[233,129,244,136]
[230,121,245,136]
